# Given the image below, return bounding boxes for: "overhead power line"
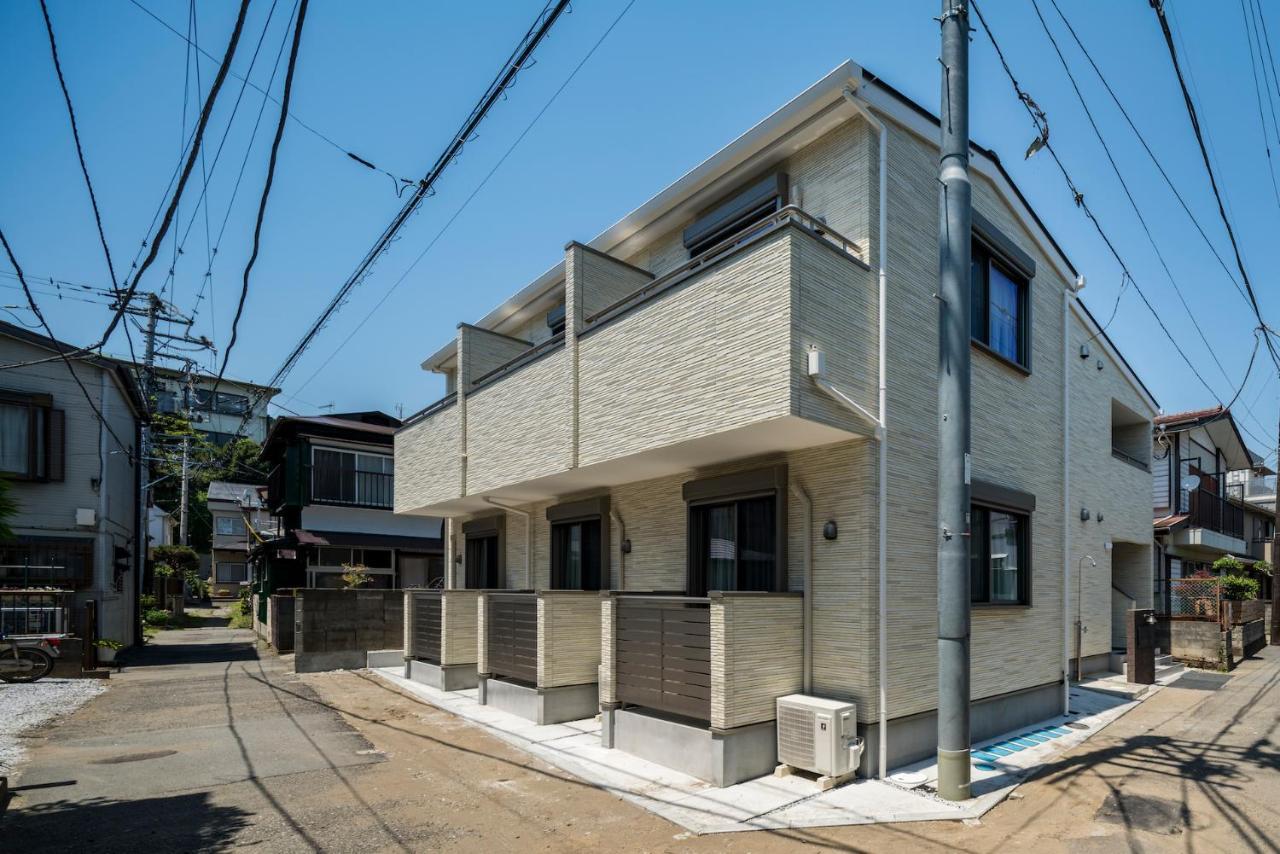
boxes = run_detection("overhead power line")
[282,0,639,404]
[263,0,572,395]
[216,0,310,388]
[127,0,411,190]
[1150,0,1280,374]
[969,0,1230,405]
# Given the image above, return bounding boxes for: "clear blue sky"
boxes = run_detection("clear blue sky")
[2,0,1277,459]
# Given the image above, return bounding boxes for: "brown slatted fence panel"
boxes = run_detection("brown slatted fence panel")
[413,593,442,663]
[615,598,710,722]
[487,594,538,684]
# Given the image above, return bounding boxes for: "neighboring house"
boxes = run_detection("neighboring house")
[0,321,145,647]
[146,364,278,446]
[206,480,279,598]
[1152,406,1263,608]
[393,61,1157,785]
[253,412,444,605]
[147,505,175,550]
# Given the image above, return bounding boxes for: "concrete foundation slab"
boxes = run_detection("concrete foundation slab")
[295,650,366,674]
[610,708,777,787]
[365,649,403,669]
[407,658,477,691]
[478,677,599,725]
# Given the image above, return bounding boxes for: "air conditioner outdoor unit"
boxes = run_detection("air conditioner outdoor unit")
[776,695,862,779]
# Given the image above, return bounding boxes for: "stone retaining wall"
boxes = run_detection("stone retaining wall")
[294,588,403,673]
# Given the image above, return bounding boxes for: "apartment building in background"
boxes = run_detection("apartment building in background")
[206,480,279,598]
[145,364,278,445]
[1,321,145,647]
[393,62,1158,785]
[252,412,444,622]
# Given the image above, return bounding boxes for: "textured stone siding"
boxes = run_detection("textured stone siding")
[711,594,804,730]
[395,403,461,511]
[537,592,602,689]
[440,590,479,666]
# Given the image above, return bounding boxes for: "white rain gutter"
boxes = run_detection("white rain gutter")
[483,497,532,588]
[842,85,889,780]
[789,483,814,693]
[1062,275,1084,713]
[610,508,626,590]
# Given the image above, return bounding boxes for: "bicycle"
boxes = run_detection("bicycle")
[0,636,59,683]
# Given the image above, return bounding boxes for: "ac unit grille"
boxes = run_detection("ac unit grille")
[777,703,816,769]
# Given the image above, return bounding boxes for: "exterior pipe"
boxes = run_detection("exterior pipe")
[610,508,626,590]
[483,497,531,588]
[1063,275,1083,712]
[843,82,890,780]
[789,483,814,694]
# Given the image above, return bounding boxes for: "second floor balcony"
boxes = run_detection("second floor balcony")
[397,207,876,516]
[268,460,395,512]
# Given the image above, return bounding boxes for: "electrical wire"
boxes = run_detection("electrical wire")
[126,0,410,188]
[969,0,1227,405]
[282,0,639,404]
[1150,1,1280,375]
[215,0,309,390]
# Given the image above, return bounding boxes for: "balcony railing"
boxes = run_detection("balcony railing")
[1186,487,1244,540]
[306,464,394,510]
[1111,447,1150,472]
[614,595,712,722]
[485,592,538,684]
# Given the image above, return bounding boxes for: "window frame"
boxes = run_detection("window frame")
[682,465,788,597]
[214,515,247,537]
[546,496,610,591]
[0,390,60,482]
[971,241,1031,372]
[970,503,1032,607]
[309,444,394,508]
[462,515,505,589]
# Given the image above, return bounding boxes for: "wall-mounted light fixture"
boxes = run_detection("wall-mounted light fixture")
[1079,343,1091,359]
[454,554,463,565]
[621,539,632,554]
[1080,508,1091,521]
[1097,512,1104,523]
[823,521,838,541]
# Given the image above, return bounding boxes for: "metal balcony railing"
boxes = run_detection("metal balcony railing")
[306,464,394,510]
[1186,487,1244,540]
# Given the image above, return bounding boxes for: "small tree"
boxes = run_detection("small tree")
[1212,554,1245,576]
[1221,574,1261,601]
[340,563,372,589]
[1252,559,1272,577]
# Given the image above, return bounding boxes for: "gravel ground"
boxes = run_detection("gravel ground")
[0,678,105,775]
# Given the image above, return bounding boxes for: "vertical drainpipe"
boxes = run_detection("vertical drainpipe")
[790,483,813,693]
[1063,277,1083,713]
[842,82,889,779]
[610,509,626,590]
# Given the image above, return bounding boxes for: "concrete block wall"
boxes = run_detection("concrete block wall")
[294,589,403,672]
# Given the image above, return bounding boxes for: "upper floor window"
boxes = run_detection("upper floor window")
[682,173,788,257]
[310,447,393,508]
[0,390,63,482]
[193,389,250,416]
[970,504,1030,605]
[214,515,247,537]
[971,241,1030,369]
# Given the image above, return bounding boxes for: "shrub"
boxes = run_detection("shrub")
[153,544,199,575]
[143,608,170,627]
[1221,574,1260,601]
[139,594,158,611]
[1213,554,1245,575]
[341,563,372,588]
[1253,560,1272,577]
[236,586,253,617]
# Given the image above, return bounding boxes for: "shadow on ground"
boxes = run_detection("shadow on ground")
[0,791,252,853]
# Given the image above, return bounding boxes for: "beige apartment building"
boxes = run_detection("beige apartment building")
[394,62,1157,786]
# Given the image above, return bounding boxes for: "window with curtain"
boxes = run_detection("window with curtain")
[214,516,247,536]
[465,534,500,589]
[970,505,1029,605]
[0,393,61,481]
[971,241,1029,368]
[0,401,30,476]
[310,447,392,507]
[551,518,602,590]
[216,562,248,583]
[688,495,776,596]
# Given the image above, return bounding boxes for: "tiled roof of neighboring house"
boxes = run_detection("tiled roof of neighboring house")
[1153,514,1189,529]
[208,481,266,507]
[1154,405,1226,427]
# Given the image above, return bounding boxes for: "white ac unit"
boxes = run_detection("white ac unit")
[776,695,861,778]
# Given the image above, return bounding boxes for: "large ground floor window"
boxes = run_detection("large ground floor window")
[970,505,1030,605]
[688,495,777,596]
[0,537,94,587]
[306,546,395,588]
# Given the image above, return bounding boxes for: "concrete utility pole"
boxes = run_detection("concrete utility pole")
[1271,413,1279,645]
[936,0,973,802]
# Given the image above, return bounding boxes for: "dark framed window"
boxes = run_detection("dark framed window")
[551,519,602,590]
[970,505,1030,605]
[547,496,609,591]
[462,515,505,589]
[683,465,787,597]
[0,390,63,482]
[971,241,1030,369]
[682,173,788,257]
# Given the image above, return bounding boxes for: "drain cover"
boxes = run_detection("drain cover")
[1066,722,1090,730]
[974,763,998,772]
[888,771,929,788]
[91,749,178,765]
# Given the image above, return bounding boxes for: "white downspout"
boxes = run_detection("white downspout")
[483,497,532,589]
[790,483,814,693]
[842,84,889,779]
[1063,276,1084,713]
[610,508,626,590]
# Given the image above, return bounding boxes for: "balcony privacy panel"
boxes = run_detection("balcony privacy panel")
[486,594,537,684]
[615,597,711,722]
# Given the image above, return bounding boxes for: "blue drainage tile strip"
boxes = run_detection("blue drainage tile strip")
[973,724,1074,766]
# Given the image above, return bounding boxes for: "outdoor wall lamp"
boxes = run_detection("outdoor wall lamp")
[823,521,838,540]
[621,539,632,554]
[1080,508,1091,521]
[454,555,463,565]
[1096,512,1104,523]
